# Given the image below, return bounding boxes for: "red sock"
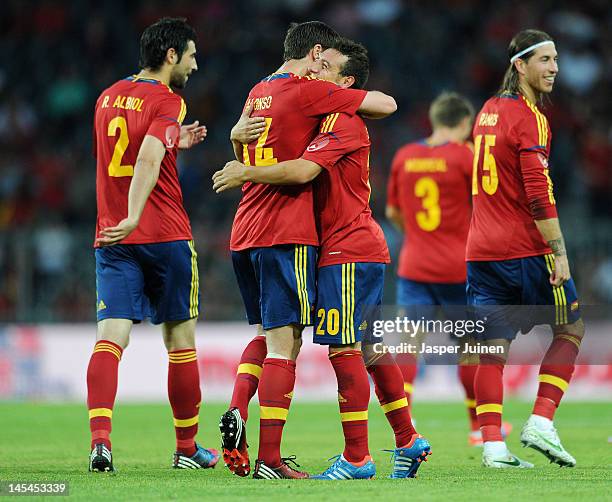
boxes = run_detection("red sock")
[230,335,266,421]
[367,353,416,447]
[257,358,295,467]
[168,349,201,457]
[458,364,479,431]
[87,340,123,449]
[533,333,581,420]
[475,355,505,442]
[330,350,370,463]
[395,353,417,407]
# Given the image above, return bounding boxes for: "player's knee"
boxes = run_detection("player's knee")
[96,318,132,349]
[558,318,585,340]
[265,325,295,359]
[328,342,361,356]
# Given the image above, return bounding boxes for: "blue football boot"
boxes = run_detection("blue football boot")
[387,435,431,478]
[311,454,375,480]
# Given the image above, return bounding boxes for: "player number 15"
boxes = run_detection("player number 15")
[472,134,498,195]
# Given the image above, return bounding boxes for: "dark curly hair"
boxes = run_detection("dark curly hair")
[139,17,197,71]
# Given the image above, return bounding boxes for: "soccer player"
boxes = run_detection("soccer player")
[467,29,584,468]
[386,92,511,446]
[214,22,397,479]
[214,38,431,480]
[88,18,218,472]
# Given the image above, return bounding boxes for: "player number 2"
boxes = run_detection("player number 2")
[107,116,134,177]
[472,134,498,195]
[414,177,441,232]
[316,308,340,336]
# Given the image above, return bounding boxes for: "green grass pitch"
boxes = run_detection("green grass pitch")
[0,401,609,501]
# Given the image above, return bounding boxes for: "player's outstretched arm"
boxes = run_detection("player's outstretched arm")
[212,159,322,193]
[229,102,266,160]
[358,91,397,119]
[386,205,404,232]
[534,218,571,287]
[96,135,165,246]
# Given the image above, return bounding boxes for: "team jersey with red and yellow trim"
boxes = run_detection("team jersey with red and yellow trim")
[387,140,472,283]
[467,94,556,261]
[93,76,191,246]
[301,113,390,268]
[229,73,367,251]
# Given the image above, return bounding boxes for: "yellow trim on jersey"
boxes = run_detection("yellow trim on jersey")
[93,343,122,361]
[177,98,187,124]
[523,96,548,146]
[464,399,477,409]
[89,408,113,419]
[173,415,199,428]
[260,406,289,421]
[321,113,339,133]
[188,241,199,318]
[404,382,414,394]
[340,410,368,422]
[538,374,569,392]
[341,263,356,344]
[476,403,503,415]
[237,363,263,378]
[381,397,409,414]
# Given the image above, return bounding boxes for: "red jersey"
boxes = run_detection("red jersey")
[93,76,191,246]
[302,113,390,267]
[229,73,367,251]
[387,140,473,283]
[467,94,557,261]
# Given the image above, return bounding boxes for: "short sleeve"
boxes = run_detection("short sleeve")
[298,78,367,118]
[387,151,402,209]
[146,95,186,150]
[301,113,360,170]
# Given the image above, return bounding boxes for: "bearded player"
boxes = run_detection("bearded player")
[214,22,396,479]
[386,92,511,446]
[88,18,219,472]
[468,29,584,468]
[214,38,431,480]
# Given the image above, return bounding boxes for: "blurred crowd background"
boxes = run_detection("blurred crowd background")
[0,0,610,322]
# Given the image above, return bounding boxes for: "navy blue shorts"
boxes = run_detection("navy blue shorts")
[467,254,581,340]
[397,277,467,321]
[231,245,316,330]
[95,240,200,325]
[314,262,385,345]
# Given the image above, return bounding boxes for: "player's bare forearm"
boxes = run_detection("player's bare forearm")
[212,159,321,193]
[534,217,571,286]
[385,205,404,232]
[534,218,566,256]
[97,135,164,246]
[231,140,243,161]
[358,91,397,119]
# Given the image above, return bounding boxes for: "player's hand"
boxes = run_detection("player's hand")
[96,218,139,246]
[179,120,207,149]
[212,161,248,193]
[230,102,266,144]
[550,254,571,287]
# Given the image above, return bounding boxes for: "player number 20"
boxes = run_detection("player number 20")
[414,177,441,232]
[316,308,340,336]
[107,116,134,177]
[472,134,498,195]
